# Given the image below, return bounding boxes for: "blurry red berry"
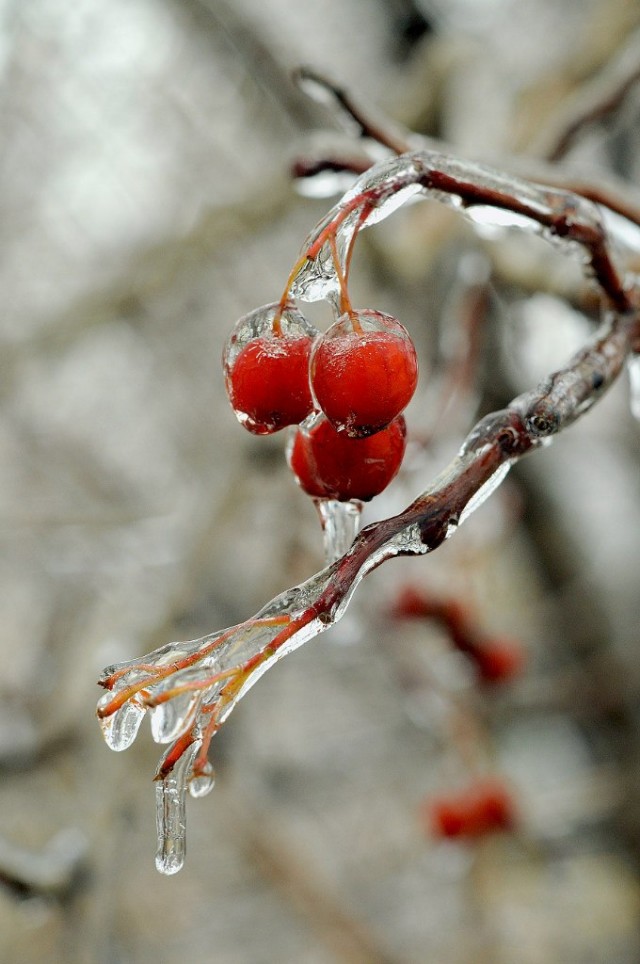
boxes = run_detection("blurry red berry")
[425,779,516,840]
[475,638,526,684]
[310,309,418,437]
[390,586,525,686]
[389,585,432,619]
[428,797,469,838]
[473,780,516,832]
[288,414,407,502]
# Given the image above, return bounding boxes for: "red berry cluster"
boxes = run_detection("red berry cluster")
[223,302,418,503]
[425,778,517,840]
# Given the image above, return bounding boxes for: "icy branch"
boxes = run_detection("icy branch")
[97,146,640,873]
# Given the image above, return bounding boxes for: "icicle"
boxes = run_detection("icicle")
[155,742,199,875]
[97,696,145,752]
[627,354,640,420]
[315,499,362,564]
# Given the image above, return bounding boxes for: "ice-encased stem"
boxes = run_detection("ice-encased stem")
[290,149,633,315]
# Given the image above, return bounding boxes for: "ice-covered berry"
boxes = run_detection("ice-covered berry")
[310,309,418,437]
[288,413,407,502]
[223,302,318,434]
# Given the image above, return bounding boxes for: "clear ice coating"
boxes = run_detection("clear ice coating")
[155,742,200,875]
[97,694,145,752]
[150,691,202,745]
[316,499,362,564]
[222,301,319,369]
[290,155,427,303]
[458,462,512,527]
[627,354,640,420]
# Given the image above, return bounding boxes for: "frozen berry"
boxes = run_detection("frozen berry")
[310,309,418,437]
[288,414,407,502]
[223,302,318,434]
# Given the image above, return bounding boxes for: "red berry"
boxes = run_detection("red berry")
[223,302,318,434]
[475,638,526,684]
[310,309,418,437]
[288,414,407,502]
[425,779,516,840]
[428,797,469,838]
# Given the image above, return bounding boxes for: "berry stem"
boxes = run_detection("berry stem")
[328,232,355,320]
[327,200,375,325]
[277,192,377,319]
[142,667,238,708]
[277,255,309,319]
[97,614,291,719]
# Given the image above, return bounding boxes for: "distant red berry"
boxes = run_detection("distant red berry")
[310,309,418,437]
[288,414,407,502]
[223,302,318,434]
[475,638,526,684]
[390,586,525,686]
[425,779,516,840]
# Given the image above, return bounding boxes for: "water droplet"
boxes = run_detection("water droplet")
[155,782,186,875]
[149,692,200,744]
[189,761,215,799]
[98,697,145,751]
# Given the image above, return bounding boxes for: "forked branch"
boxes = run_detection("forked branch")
[97,143,640,874]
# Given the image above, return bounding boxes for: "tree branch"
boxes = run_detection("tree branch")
[96,144,640,874]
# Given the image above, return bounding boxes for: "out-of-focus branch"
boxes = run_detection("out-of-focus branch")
[289,69,640,234]
[0,830,87,901]
[534,27,640,162]
[292,66,414,155]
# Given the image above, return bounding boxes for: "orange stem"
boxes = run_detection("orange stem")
[97,614,290,719]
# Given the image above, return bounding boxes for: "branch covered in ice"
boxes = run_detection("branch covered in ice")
[291,148,639,313]
[97,146,640,874]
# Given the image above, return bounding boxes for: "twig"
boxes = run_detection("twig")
[292,66,413,154]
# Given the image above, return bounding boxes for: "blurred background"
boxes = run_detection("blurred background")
[2,0,640,961]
